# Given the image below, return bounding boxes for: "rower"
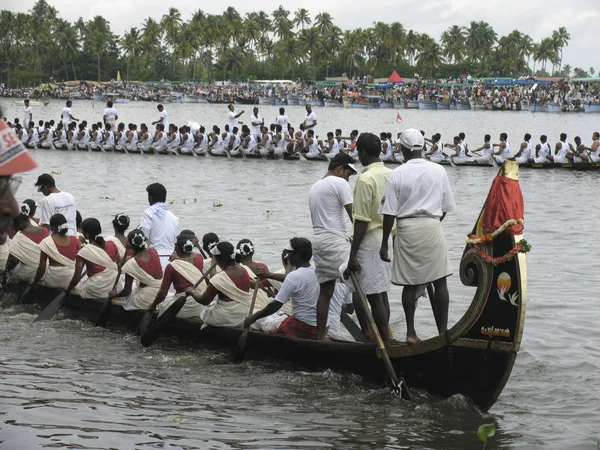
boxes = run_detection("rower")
[304,129,321,159]
[106,213,129,260]
[20,199,38,227]
[167,124,180,153]
[570,136,585,162]
[380,128,456,344]
[579,132,600,162]
[77,123,91,150]
[53,123,68,150]
[512,133,533,164]
[276,108,288,131]
[114,123,127,152]
[151,124,168,154]
[35,173,77,236]
[102,123,115,152]
[272,125,286,158]
[4,212,49,284]
[180,126,195,155]
[109,229,163,311]
[31,213,80,290]
[347,133,393,341]
[303,105,317,136]
[103,101,118,131]
[88,124,102,151]
[472,134,493,165]
[444,136,467,164]
[492,133,511,165]
[186,241,268,328]
[64,218,119,299]
[244,238,321,338]
[458,132,469,156]
[151,104,168,131]
[138,124,154,153]
[424,133,444,163]
[310,153,357,340]
[228,104,244,129]
[548,133,571,163]
[236,239,271,287]
[379,132,394,162]
[139,183,180,272]
[125,123,139,153]
[534,135,551,163]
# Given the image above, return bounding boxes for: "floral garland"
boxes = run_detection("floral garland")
[466,218,531,266]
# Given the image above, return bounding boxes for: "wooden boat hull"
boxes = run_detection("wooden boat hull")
[545,102,561,113]
[406,100,419,109]
[258,97,275,105]
[379,101,394,109]
[287,97,300,106]
[233,97,255,105]
[457,102,471,110]
[529,104,544,112]
[437,102,450,110]
[275,98,288,105]
[308,99,323,107]
[323,100,343,107]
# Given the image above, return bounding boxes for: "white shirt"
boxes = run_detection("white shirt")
[275,265,320,326]
[23,106,32,127]
[304,111,317,132]
[228,110,239,129]
[40,191,77,236]
[308,175,353,237]
[380,159,456,219]
[327,283,353,338]
[250,114,263,136]
[276,115,289,130]
[159,110,169,130]
[61,107,73,123]
[139,202,180,255]
[104,107,118,121]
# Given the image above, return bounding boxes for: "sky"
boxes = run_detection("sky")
[4,0,599,72]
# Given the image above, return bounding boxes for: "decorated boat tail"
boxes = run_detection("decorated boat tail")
[5,162,528,411]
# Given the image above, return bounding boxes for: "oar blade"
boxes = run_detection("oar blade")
[232,329,249,363]
[18,285,33,304]
[136,310,154,336]
[95,298,112,328]
[140,296,186,347]
[35,292,67,322]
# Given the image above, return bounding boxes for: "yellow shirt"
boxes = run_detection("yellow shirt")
[352,162,392,235]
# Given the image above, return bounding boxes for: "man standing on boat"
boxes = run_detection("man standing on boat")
[250,107,263,141]
[35,173,77,236]
[227,104,244,130]
[303,105,317,137]
[61,100,79,128]
[379,129,456,344]
[152,104,168,132]
[347,133,393,341]
[310,153,357,340]
[139,183,180,271]
[23,99,33,130]
[103,101,118,131]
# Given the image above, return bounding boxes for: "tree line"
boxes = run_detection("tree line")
[1,0,593,87]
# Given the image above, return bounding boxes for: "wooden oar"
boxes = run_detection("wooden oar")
[95,248,128,328]
[18,284,34,304]
[137,261,217,338]
[232,278,261,363]
[35,269,87,322]
[349,272,411,400]
[340,309,366,342]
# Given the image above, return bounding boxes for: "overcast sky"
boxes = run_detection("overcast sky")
[4,0,599,71]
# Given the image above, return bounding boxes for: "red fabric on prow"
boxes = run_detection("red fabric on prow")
[482,176,524,235]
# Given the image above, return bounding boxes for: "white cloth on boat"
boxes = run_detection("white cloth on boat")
[312,232,351,284]
[0,241,9,272]
[105,236,126,260]
[157,259,206,318]
[121,256,162,310]
[77,245,118,299]
[8,232,42,283]
[38,236,75,289]
[327,282,353,339]
[200,269,269,329]
[392,217,451,286]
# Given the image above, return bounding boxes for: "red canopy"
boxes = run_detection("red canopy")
[387,70,404,83]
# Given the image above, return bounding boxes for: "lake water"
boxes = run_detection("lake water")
[0,99,599,449]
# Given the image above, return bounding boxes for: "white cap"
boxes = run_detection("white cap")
[398,128,424,151]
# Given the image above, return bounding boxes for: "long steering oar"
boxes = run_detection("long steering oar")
[35,269,87,322]
[138,261,217,343]
[96,250,128,328]
[349,272,411,400]
[233,278,261,363]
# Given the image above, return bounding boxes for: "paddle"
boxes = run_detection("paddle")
[137,261,217,337]
[95,248,128,328]
[349,272,411,400]
[35,269,87,322]
[18,284,34,304]
[232,278,261,363]
[340,309,366,342]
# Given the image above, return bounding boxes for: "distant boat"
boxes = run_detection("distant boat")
[92,93,103,101]
[584,103,600,113]
[258,96,275,105]
[323,99,343,107]
[436,101,450,110]
[544,102,561,113]
[529,103,545,113]
[418,100,437,110]
[406,100,419,109]
[275,98,288,105]
[308,98,323,107]
[287,97,300,106]
[379,101,394,109]
[457,102,472,110]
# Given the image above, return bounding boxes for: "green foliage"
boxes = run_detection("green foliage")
[477,423,496,449]
[0,2,572,87]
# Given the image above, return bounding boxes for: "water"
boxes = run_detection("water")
[1,100,599,449]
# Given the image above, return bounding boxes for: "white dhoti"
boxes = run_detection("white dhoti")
[312,232,351,284]
[200,270,269,328]
[8,232,42,283]
[38,236,76,290]
[392,217,451,286]
[157,259,207,319]
[0,241,9,271]
[357,228,392,295]
[77,245,118,299]
[516,156,530,164]
[121,257,162,311]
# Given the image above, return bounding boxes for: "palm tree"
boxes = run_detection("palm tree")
[553,27,570,73]
[416,41,444,77]
[120,27,142,81]
[55,21,80,80]
[293,8,311,30]
[85,16,113,81]
[299,27,322,78]
[142,17,162,79]
[161,8,182,77]
[440,25,465,64]
[314,12,334,34]
[272,6,292,39]
[535,37,556,72]
[405,30,420,66]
